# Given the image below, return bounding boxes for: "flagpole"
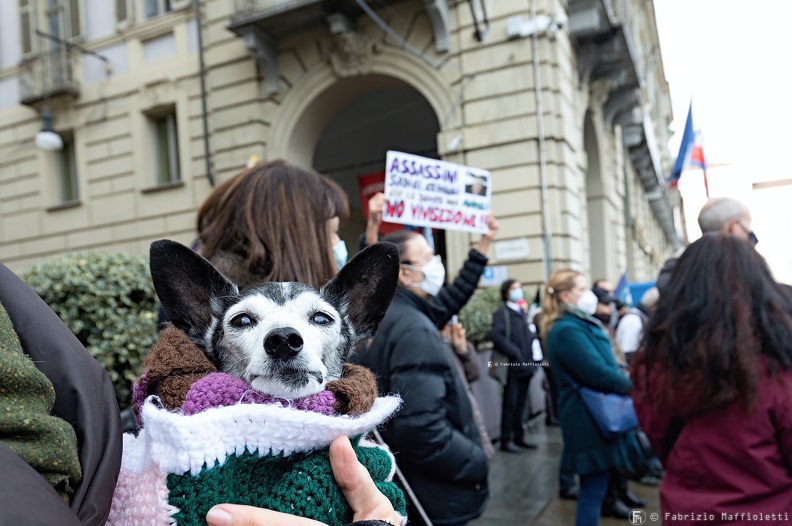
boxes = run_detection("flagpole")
[703,166,710,198]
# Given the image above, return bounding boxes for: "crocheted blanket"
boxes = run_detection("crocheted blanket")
[109,327,406,526]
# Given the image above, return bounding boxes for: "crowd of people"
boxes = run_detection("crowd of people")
[2,155,791,526]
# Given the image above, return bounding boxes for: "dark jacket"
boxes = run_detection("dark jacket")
[427,249,488,329]
[491,304,538,378]
[353,287,489,526]
[546,311,641,476]
[0,264,122,525]
[633,359,792,523]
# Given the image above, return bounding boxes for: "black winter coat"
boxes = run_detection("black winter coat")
[490,305,539,379]
[354,287,489,525]
[0,264,122,525]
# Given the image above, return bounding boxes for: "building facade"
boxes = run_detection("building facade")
[0,0,682,290]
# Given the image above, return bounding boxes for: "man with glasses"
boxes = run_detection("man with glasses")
[657,197,758,294]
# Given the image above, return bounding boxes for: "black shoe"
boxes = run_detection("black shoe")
[638,474,661,487]
[513,439,538,449]
[524,422,538,433]
[559,486,579,500]
[620,489,646,508]
[500,441,523,453]
[600,499,631,519]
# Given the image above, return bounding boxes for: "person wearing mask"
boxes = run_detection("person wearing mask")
[633,233,792,524]
[615,287,659,364]
[657,197,757,294]
[585,285,647,517]
[156,160,350,333]
[441,319,496,460]
[491,279,539,452]
[352,217,498,526]
[542,270,642,526]
[147,159,404,525]
[195,159,350,290]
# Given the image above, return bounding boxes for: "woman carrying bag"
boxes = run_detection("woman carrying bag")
[541,269,645,526]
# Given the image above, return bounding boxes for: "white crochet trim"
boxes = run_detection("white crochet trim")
[122,395,401,476]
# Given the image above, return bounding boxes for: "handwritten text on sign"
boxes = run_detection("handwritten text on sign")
[382,150,491,234]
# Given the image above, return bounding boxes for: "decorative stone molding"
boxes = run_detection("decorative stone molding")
[238,25,279,95]
[422,0,450,53]
[330,31,374,78]
[589,78,617,111]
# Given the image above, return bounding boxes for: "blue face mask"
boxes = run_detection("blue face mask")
[332,240,348,271]
[509,289,524,302]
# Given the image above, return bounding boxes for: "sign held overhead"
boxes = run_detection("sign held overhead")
[382,150,492,234]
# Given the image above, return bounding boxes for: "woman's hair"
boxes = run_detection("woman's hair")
[381,230,422,263]
[540,269,582,339]
[637,233,792,415]
[500,279,519,302]
[196,160,349,290]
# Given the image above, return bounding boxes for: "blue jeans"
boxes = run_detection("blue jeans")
[576,470,610,526]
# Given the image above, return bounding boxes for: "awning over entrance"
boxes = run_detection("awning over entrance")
[227,0,450,94]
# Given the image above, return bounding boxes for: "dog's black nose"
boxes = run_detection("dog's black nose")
[264,327,303,359]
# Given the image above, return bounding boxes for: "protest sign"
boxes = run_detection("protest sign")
[382,150,491,234]
[357,171,402,234]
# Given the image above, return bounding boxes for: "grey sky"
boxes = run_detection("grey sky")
[654,1,792,181]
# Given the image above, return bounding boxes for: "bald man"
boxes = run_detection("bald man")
[657,197,758,293]
[697,197,757,244]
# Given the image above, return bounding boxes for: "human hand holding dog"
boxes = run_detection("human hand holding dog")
[205,435,399,526]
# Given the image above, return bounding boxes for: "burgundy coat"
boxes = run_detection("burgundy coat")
[633,360,792,524]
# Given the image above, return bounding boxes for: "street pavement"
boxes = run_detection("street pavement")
[470,419,661,526]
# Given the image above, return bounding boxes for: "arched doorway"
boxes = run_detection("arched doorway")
[312,80,441,257]
[584,110,608,281]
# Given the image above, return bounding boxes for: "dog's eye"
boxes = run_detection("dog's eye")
[311,312,333,326]
[230,313,255,328]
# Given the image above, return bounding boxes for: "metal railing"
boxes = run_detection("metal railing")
[18,45,79,105]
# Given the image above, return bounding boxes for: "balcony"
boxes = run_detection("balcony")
[228,0,450,94]
[19,46,79,106]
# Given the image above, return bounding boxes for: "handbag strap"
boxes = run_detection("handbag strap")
[557,366,580,391]
[372,428,434,526]
[502,305,511,342]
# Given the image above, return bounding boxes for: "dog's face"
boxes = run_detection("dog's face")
[149,240,399,399]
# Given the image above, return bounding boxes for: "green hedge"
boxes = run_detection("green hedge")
[20,252,158,409]
[458,286,501,348]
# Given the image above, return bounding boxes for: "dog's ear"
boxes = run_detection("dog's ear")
[149,240,238,346]
[321,241,400,341]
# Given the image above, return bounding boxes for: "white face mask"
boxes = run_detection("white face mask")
[575,289,599,316]
[403,255,446,297]
[332,240,348,271]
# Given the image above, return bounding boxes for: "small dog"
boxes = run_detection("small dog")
[149,239,399,399]
[108,240,406,526]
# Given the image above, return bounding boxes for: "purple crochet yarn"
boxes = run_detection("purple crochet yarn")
[182,372,336,416]
[131,373,150,427]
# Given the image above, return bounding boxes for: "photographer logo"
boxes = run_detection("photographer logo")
[629,510,646,524]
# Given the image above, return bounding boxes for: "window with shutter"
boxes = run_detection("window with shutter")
[59,134,79,203]
[68,0,82,39]
[43,0,82,41]
[150,110,181,185]
[19,0,37,57]
[115,0,134,27]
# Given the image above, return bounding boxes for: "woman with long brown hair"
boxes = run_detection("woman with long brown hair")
[633,233,792,523]
[542,269,642,526]
[196,159,349,290]
[153,159,404,525]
